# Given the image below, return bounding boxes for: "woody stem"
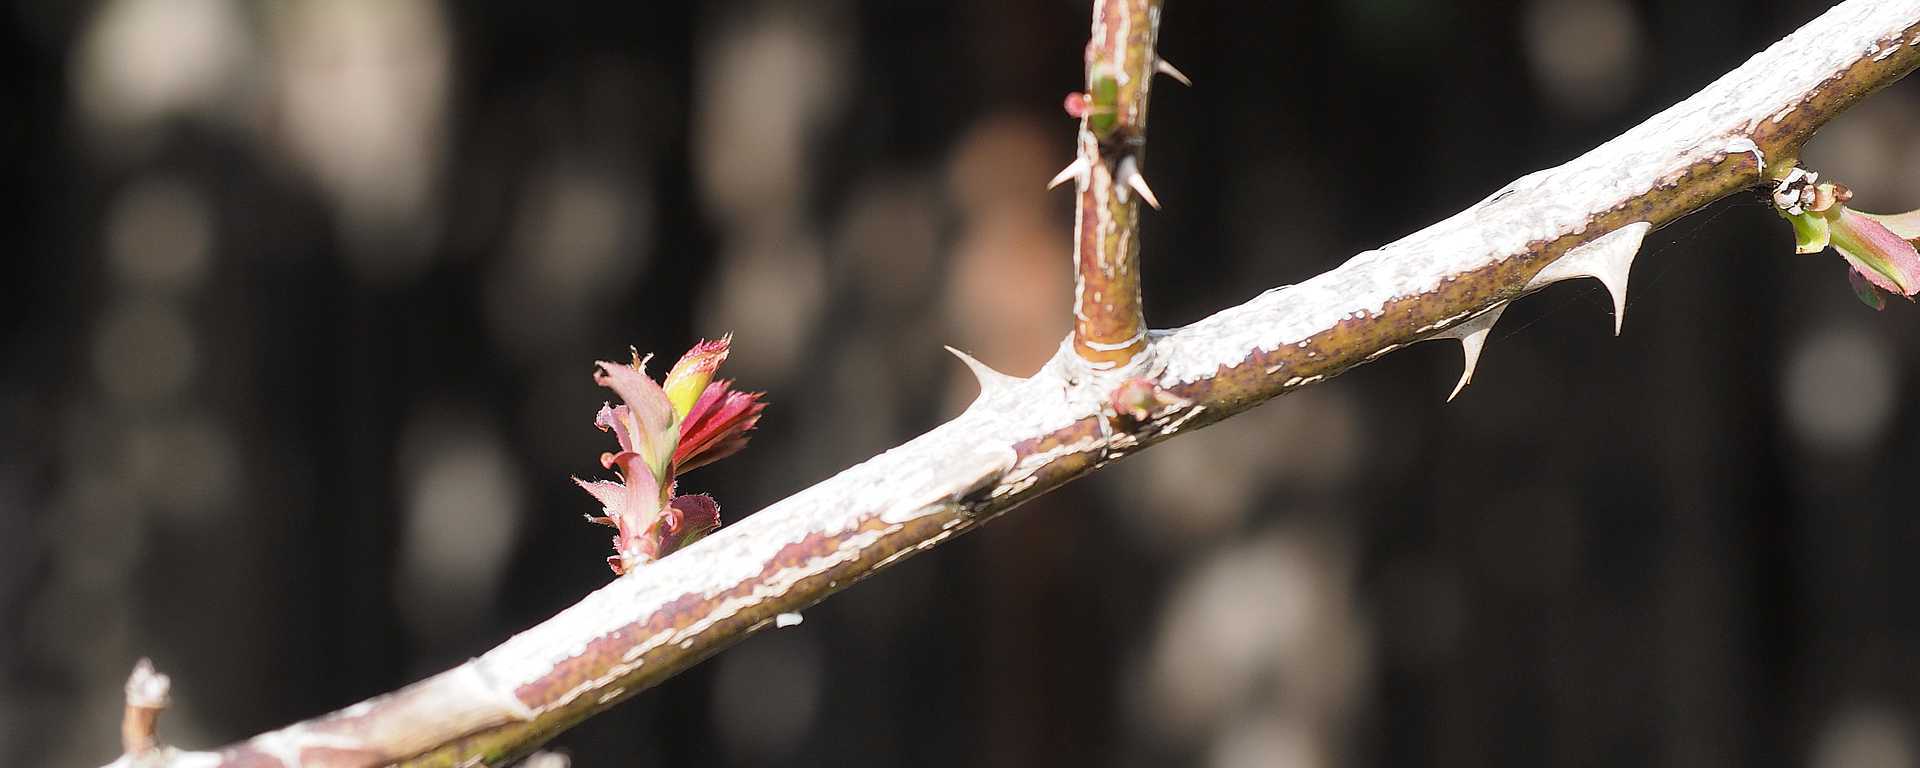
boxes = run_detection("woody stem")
[1070,0,1165,369]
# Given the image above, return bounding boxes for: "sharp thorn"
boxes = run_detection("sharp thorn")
[1117,156,1161,209]
[1447,371,1472,403]
[1155,57,1191,86]
[1047,157,1090,190]
[1522,221,1651,337]
[1598,267,1630,337]
[1127,172,1161,209]
[944,345,1022,398]
[1436,303,1507,402]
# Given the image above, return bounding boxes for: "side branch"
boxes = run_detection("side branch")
[1056,0,1178,369]
[122,2,1920,766]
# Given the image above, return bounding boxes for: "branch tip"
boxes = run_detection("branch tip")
[120,658,172,756]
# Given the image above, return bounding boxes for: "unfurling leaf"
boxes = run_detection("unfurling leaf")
[592,353,678,482]
[663,336,731,421]
[579,338,765,574]
[674,381,766,473]
[662,494,722,554]
[1829,207,1920,296]
[1774,172,1920,309]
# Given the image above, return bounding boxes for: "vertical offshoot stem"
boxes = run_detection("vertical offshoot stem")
[1061,0,1178,369]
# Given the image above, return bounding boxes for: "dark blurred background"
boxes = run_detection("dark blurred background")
[4,0,1919,766]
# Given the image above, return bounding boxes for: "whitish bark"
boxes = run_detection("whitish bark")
[108,1,1920,766]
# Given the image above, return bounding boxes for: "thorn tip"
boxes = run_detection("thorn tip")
[1433,303,1508,402]
[1522,222,1650,338]
[1155,57,1192,86]
[1047,157,1090,191]
[1604,275,1629,336]
[1117,156,1161,209]
[945,345,1022,398]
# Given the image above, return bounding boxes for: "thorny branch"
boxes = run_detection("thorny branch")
[1052,0,1181,368]
[107,1,1920,766]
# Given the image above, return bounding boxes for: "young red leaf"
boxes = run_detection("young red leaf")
[572,468,665,575]
[672,381,766,474]
[580,340,765,572]
[659,493,722,557]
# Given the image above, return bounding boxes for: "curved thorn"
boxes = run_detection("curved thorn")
[1117,156,1161,209]
[1603,275,1629,336]
[1431,303,1508,401]
[944,346,1022,398]
[1047,157,1090,190]
[1522,221,1652,337]
[1126,172,1161,210]
[1155,57,1191,86]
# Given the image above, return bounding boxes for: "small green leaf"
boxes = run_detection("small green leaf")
[1086,64,1120,139]
[1785,210,1831,254]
